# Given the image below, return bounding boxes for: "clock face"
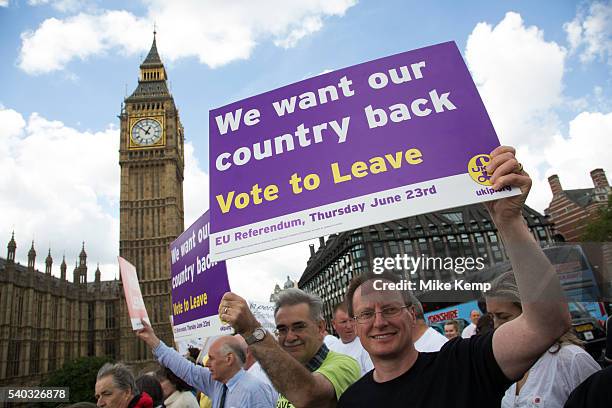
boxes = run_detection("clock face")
[131,118,163,146]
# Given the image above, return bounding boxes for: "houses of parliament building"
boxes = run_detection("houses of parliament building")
[0,34,185,386]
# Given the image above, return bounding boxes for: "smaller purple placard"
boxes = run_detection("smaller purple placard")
[170,210,231,340]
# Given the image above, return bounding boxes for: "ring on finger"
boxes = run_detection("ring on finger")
[223,306,228,314]
[516,162,523,173]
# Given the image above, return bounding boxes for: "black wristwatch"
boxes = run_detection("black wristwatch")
[244,327,267,345]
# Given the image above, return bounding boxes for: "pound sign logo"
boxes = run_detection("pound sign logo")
[468,154,492,186]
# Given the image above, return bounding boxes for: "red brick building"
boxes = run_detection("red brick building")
[545,169,611,302]
[545,169,610,242]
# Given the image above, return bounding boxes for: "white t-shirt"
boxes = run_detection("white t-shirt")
[461,322,477,338]
[324,334,342,350]
[501,344,601,408]
[327,336,374,377]
[414,327,448,352]
[164,390,199,408]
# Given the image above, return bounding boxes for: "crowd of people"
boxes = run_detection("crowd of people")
[84,147,610,408]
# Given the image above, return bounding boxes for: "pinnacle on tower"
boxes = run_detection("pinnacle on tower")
[8,231,16,250]
[95,263,101,284]
[141,30,163,68]
[28,240,36,269]
[60,254,67,280]
[45,248,53,275]
[7,232,16,262]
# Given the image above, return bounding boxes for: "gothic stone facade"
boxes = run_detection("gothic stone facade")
[0,239,121,386]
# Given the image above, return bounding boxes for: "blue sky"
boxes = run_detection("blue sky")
[0,0,610,300]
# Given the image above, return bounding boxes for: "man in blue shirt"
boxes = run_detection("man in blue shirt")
[137,323,276,408]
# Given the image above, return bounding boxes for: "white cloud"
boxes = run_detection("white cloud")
[18,11,151,74]
[564,1,612,65]
[543,112,612,189]
[465,12,566,151]
[0,0,8,7]
[0,107,119,281]
[18,0,357,74]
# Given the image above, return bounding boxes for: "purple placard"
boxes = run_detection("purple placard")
[209,41,518,260]
[170,210,231,340]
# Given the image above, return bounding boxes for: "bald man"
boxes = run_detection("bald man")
[461,310,482,338]
[137,321,275,408]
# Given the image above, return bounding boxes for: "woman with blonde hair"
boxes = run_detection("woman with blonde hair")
[485,271,600,407]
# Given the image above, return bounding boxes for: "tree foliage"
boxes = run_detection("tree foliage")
[40,356,113,406]
[582,195,612,242]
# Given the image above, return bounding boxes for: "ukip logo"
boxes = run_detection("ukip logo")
[467,154,492,186]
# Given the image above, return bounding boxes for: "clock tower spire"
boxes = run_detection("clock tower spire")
[119,31,185,360]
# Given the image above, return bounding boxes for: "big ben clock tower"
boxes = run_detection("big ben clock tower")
[118,32,185,360]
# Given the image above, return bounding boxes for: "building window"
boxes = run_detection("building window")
[7,340,21,377]
[48,342,56,372]
[372,242,384,257]
[350,233,363,243]
[388,241,401,256]
[447,235,461,258]
[65,342,72,363]
[51,298,58,327]
[351,244,366,259]
[444,212,463,223]
[105,340,116,359]
[461,234,474,258]
[417,238,429,255]
[432,236,445,257]
[384,228,395,239]
[487,232,504,262]
[535,227,547,241]
[88,303,95,356]
[30,341,40,374]
[369,228,380,240]
[473,232,487,259]
[403,240,414,256]
[106,302,116,329]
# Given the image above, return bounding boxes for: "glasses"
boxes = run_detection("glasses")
[353,305,411,324]
[275,322,309,337]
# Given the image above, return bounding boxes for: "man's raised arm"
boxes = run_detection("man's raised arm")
[136,320,213,394]
[220,292,343,408]
[485,146,572,380]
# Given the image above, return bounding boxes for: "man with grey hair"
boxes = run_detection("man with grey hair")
[220,288,361,408]
[136,327,276,407]
[95,363,153,408]
[410,297,447,352]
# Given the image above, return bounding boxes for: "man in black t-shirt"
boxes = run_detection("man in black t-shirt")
[563,366,612,408]
[338,146,573,408]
